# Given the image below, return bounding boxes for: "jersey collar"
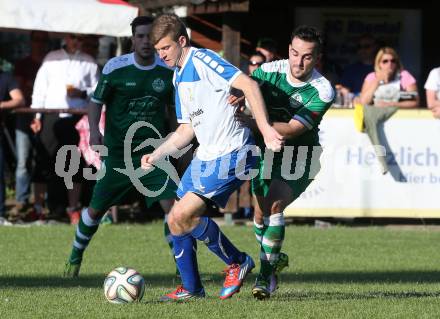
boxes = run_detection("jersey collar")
[132,53,158,70]
[176,47,196,76]
[286,67,317,88]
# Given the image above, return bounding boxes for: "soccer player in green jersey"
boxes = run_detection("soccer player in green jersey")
[64,16,178,277]
[238,25,335,299]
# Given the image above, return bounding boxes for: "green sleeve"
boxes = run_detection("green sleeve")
[294,94,333,129]
[92,72,112,104]
[250,66,265,82]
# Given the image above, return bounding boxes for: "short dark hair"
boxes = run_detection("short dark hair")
[256,38,277,53]
[130,16,154,36]
[291,25,323,53]
[150,13,189,45]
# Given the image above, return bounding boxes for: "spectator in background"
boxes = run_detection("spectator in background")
[356,47,418,175]
[30,33,99,224]
[424,67,440,119]
[340,34,378,96]
[0,69,25,222]
[10,31,49,221]
[256,38,277,62]
[248,51,266,75]
[80,35,100,61]
[359,47,419,108]
[315,53,340,86]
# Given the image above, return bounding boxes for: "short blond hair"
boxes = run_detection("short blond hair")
[150,13,189,45]
[374,47,403,73]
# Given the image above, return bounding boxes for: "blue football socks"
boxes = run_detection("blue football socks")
[172,232,203,293]
[191,216,245,265]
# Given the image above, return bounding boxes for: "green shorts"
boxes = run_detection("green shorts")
[251,146,321,200]
[89,157,177,213]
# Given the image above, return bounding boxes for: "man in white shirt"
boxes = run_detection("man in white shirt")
[142,13,283,302]
[30,33,100,224]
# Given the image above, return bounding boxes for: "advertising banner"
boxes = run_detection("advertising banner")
[286,109,440,218]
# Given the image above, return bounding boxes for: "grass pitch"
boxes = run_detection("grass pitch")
[1,222,440,318]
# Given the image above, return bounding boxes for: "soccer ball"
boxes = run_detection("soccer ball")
[103,267,145,304]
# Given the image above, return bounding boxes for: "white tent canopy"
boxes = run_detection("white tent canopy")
[0,0,139,37]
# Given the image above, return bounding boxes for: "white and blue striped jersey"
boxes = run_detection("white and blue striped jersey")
[173,47,250,161]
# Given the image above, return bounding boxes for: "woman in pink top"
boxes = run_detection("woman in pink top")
[359,47,419,108]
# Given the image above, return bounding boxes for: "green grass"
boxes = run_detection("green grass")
[1,223,440,318]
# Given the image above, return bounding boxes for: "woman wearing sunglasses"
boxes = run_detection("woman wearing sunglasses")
[247,51,266,75]
[359,47,419,108]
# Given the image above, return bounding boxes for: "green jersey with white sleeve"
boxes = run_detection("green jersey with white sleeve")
[251,59,334,147]
[92,53,174,159]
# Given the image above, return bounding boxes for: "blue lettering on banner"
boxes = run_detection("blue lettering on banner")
[345,146,440,185]
[346,147,439,167]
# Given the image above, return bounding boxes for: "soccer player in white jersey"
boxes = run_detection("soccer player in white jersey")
[141,13,283,301]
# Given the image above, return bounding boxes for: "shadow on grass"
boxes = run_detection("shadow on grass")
[0,274,177,288]
[2,270,440,288]
[276,290,440,301]
[282,271,440,284]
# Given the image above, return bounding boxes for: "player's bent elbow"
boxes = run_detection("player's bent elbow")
[233,73,257,93]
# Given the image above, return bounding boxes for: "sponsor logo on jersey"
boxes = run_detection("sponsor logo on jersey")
[289,94,303,108]
[189,108,204,119]
[152,78,165,92]
[125,82,136,86]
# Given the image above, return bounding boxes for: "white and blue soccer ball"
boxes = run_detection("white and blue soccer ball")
[103,267,145,304]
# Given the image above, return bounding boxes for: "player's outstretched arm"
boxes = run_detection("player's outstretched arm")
[88,101,103,146]
[272,119,308,140]
[231,73,283,151]
[141,123,195,170]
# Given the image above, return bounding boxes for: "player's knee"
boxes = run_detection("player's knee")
[167,210,177,226]
[168,208,186,229]
[166,212,181,234]
[168,200,197,233]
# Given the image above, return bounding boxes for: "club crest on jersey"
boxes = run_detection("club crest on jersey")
[152,78,165,92]
[289,94,303,108]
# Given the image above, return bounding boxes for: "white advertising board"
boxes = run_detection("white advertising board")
[286,109,440,218]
